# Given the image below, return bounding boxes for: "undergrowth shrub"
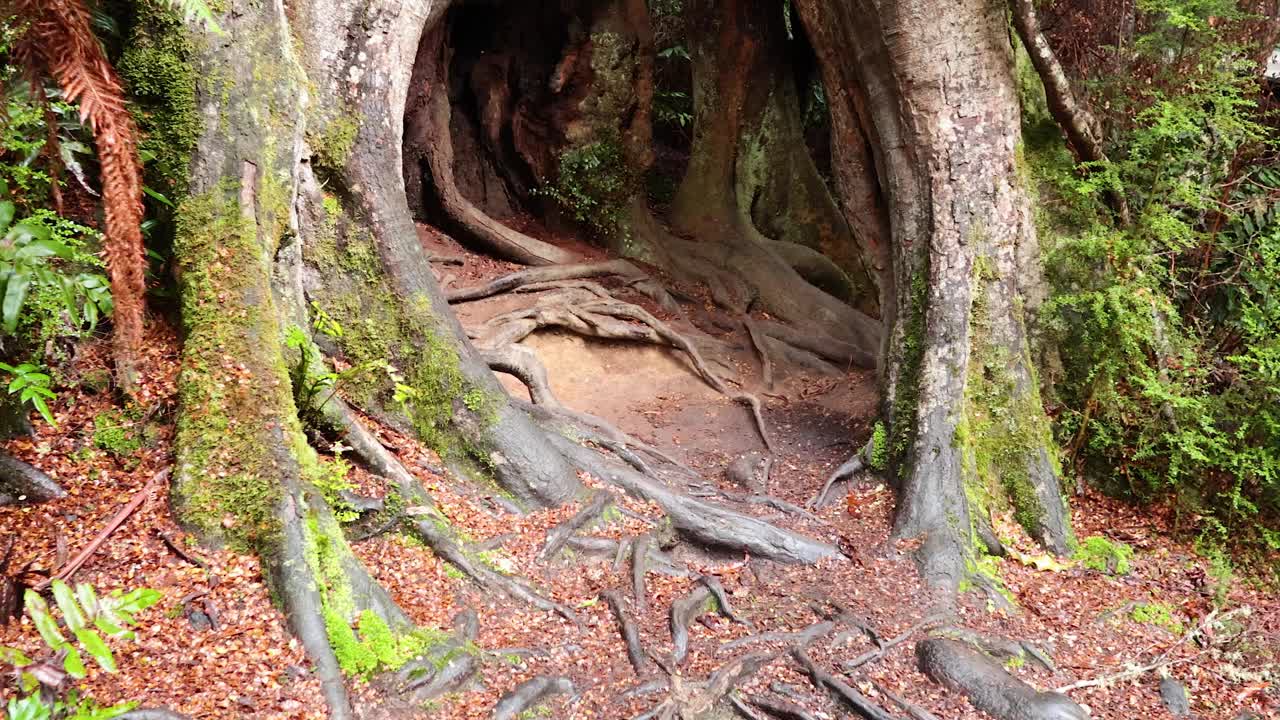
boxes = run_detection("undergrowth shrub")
[1029,0,1280,562]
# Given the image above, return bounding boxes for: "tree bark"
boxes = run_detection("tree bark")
[171,2,842,716]
[795,0,1075,589]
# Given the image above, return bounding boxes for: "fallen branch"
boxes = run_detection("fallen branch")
[1055,610,1220,693]
[37,468,168,590]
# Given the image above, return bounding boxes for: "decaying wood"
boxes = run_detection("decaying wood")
[37,468,167,591]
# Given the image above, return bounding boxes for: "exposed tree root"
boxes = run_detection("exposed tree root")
[809,440,872,509]
[872,682,941,720]
[792,648,899,720]
[765,240,857,304]
[639,650,776,720]
[671,585,717,665]
[492,675,576,720]
[632,534,653,613]
[0,451,65,505]
[603,589,648,675]
[541,490,615,559]
[552,435,838,564]
[395,609,481,702]
[406,25,575,267]
[745,694,820,720]
[406,514,578,623]
[916,638,1087,720]
[840,615,936,671]
[720,621,834,653]
[699,575,746,626]
[477,289,773,453]
[447,260,647,303]
[117,711,194,720]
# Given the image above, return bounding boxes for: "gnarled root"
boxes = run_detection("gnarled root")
[447,259,647,303]
[0,451,66,505]
[916,638,1088,720]
[492,675,576,720]
[792,648,898,720]
[551,435,838,564]
[603,589,648,675]
[394,609,481,702]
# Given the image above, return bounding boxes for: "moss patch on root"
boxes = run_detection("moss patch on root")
[961,251,1062,543]
[171,185,295,549]
[306,198,500,462]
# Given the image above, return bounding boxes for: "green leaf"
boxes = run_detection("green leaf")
[8,695,51,720]
[52,580,86,632]
[0,645,33,666]
[75,583,100,619]
[0,201,13,233]
[24,592,66,648]
[3,269,31,333]
[93,617,133,641]
[110,588,161,617]
[31,396,55,427]
[62,645,86,679]
[73,628,115,672]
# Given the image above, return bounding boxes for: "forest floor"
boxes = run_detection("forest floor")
[0,222,1277,719]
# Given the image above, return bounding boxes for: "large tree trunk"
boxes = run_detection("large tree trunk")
[172,3,841,717]
[795,0,1075,591]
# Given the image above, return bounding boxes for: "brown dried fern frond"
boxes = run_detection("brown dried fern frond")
[13,0,146,389]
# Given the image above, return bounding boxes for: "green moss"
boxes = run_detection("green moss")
[889,264,929,469]
[306,204,498,464]
[309,112,359,176]
[1130,602,1184,634]
[1004,654,1027,670]
[1075,535,1134,575]
[118,0,201,198]
[171,187,286,549]
[961,245,1066,543]
[869,421,888,471]
[92,409,144,457]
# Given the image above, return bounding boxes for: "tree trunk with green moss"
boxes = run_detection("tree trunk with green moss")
[170,3,846,717]
[795,0,1075,592]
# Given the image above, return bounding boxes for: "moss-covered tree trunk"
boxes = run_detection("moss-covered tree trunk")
[169,1,845,716]
[795,0,1075,591]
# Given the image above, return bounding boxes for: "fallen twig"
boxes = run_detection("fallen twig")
[37,468,168,590]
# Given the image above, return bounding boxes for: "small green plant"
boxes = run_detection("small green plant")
[0,195,113,340]
[312,443,359,523]
[0,361,56,425]
[1074,536,1134,575]
[0,580,161,719]
[1130,602,1185,634]
[869,421,888,471]
[538,135,634,243]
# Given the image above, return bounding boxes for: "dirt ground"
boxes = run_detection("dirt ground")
[0,223,1276,719]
